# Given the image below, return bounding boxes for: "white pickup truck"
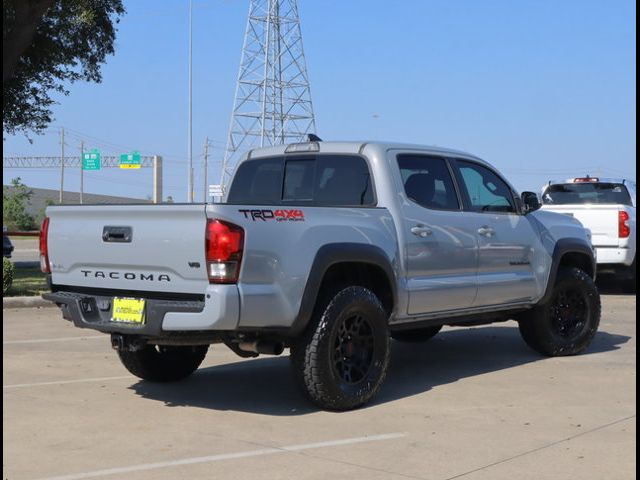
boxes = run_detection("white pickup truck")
[541,177,636,290]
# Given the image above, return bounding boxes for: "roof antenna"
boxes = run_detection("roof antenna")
[307,134,322,142]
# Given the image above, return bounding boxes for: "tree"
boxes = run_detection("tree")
[3,178,37,230]
[3,0,125,135]
[36,198,56,225]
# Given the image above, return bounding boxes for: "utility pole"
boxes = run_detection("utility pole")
[203,137,209,203]
[187,0,194,203]
[153,155,163,203]
[59,127,65,204]
[79,140,84,204]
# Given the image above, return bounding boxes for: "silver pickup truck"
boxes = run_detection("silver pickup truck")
[42,141,600,410]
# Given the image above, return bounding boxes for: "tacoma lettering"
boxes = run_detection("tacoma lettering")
[78,270,171,282]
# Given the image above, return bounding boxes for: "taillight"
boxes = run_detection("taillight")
[618,211,630,238]
[39,217,51,273]
[205,219,244,283]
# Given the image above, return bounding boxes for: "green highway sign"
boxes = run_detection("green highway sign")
[119,151,142,169]
[82,149,101,170]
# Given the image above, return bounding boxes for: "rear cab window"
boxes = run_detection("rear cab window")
[542,182,633,206]
[227,155,375,206]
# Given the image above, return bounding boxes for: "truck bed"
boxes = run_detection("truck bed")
[46,203,397,328]
[540,204,625,248]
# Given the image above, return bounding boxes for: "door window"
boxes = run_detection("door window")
[454,161,516,213]
[397,155,460,210]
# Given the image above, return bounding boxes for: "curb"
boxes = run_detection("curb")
[3,296,55,309]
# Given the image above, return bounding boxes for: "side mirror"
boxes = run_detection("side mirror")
[521,191,541,213]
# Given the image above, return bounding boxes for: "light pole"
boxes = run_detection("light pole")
[79,140,84,204]
[203,137,209,203]
[59,127,65,204]
[187,0,194,202]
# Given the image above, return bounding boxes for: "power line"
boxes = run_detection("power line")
[33,125,226,162]
[61,127,226,153]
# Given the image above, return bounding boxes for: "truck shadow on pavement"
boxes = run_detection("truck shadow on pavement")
[129,326,630,416]
[596,277,636,296]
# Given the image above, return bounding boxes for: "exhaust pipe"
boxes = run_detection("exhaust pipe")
[111,334,146,352]
[238,340,284,356]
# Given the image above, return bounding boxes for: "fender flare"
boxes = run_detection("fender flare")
[288,243,396,337]
[538,237,596,305]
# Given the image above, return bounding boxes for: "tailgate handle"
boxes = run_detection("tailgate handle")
[102,226,132,243]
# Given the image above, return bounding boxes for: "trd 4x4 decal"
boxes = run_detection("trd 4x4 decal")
[239,209,305,222]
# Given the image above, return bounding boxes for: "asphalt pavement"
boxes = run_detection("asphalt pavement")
[7,237,40,264]
[3,289,636,480]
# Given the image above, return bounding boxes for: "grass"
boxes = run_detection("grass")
[7,267,49,297]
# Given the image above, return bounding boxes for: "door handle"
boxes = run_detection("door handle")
[477,226,495,237]
[411,225,433,238]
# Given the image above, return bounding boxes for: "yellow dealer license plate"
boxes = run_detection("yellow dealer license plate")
[111,298,146,324]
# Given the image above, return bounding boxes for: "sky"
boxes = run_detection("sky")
[2,0,636,201]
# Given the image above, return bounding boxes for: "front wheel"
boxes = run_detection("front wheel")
[518,267,600,356]
[118,344,209,382]
[291,286,390,411]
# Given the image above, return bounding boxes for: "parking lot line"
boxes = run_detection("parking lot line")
[3,376,132,389]
[3,336,104,345]
[35,433,407,480]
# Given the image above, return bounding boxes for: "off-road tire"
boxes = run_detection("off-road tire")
[118,345,209,382]
[519,267,600,356]
[391,325,442,343]
[290,286,390,411]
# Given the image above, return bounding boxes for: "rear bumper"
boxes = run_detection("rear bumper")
[42,284,240,337]
[594,246,635,267]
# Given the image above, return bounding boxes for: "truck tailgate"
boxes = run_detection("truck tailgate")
[541,204,621,247]
[47,204,208,294]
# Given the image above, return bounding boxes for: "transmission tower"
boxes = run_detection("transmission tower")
[220,0,317,190]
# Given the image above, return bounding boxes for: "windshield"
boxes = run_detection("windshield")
[542,183,632,206]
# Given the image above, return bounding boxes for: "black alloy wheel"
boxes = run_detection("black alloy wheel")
[333,313,375,384]
[548,288,591,341]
